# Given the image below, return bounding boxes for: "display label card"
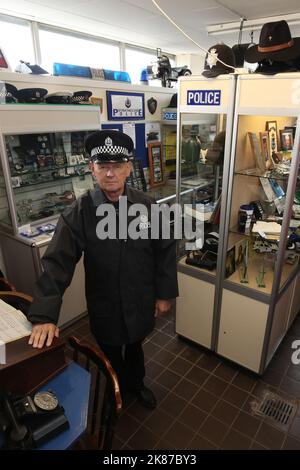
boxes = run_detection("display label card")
[187,90,221,106]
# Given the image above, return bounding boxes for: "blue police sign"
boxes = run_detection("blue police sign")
[162,111,177,121]
[187,90,221,106]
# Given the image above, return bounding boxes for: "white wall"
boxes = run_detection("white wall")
[176,54,205,75]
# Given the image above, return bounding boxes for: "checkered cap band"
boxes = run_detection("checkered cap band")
[91,145,130,158]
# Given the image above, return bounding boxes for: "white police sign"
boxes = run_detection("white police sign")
[187,90,221,106]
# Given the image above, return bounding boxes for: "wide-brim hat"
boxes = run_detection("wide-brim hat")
[245,20,300,63]
[85,130,134,163]
[255,59,298,75]
[202,43,235,78]
[168,93,177,108]
[17,88,48,103]
[0,83,18,103]
[232,43,251,67]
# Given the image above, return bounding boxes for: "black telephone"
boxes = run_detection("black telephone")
[0,390,69,449]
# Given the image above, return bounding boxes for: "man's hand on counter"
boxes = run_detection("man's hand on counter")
[28,323,60,348]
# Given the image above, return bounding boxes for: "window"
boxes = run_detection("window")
[0,15,34,70]
[125,47,158,85]
[39,27,120,74]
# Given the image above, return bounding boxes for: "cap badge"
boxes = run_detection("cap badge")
[268,36,272,41]
[105,136,113,146]
[207,48,218,69]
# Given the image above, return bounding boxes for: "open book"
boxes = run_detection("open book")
[0,299,32,364]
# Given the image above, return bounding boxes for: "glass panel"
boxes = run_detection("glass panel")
[226,114,299,295]
[178,113,226,273]
[125,48,158,85]
[39,27,120,74]
[0,15,34,70]
[4,131,96,228]
[0,154,12,228]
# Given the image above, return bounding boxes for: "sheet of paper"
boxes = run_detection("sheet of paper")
[123,123,136,148]
[0,299,32,344]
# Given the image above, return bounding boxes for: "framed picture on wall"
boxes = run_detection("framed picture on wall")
[279,129,294,151]
[106,91,144,121]
[148,142,164,187]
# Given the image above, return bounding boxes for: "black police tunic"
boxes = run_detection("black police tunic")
[28,185,178,346]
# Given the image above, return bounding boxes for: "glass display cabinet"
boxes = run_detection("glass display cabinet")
[0,102,101,326]
[216,74,300,373]
[175,75,236,349]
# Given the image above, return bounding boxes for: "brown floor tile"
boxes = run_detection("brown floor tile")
[154,317,169,331]
[153,348,176,367]
[255,422,286,450]
[221,429,252,449]
[150,331,172,348]
[143,341,161,358]
[164,337,187,355]
[198,416,229,446]
[179,343,203,363]
[283,435,300,450]
[192,388,218,413]
[250,441,268,450]
[289,416,300,439]
[232,371,256,392]
[112,435,124,450]
[173,378,199,401]
[168,356,193,376]
[160,392,187,416]
[127,425,159,450]
[222,385,249,408]
[203,375,228,397]
[187,434,218,450]
[280,376,300,399]
[211,400,240,426]
[156,369,181,391]
[286,364,300,382]
[214,362,238,382]
[116,412,140,441]
[197,353,221,372]
[251,381,276,399]
[185,365,209,386]
[155,438,176,450]
[164,420,195,449]
[148,381,169,403]
[178,403,207,431]
[146,360,165,380]
[260,368,283,388]
[126,400,154,423]
[144,408,175,435]
[162,322,176,336]
[232,410,261,438]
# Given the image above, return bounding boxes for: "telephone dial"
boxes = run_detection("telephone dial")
[0,390,69,449]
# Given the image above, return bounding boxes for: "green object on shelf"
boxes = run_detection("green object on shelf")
[239,264,249,283]
[256,263,266,288]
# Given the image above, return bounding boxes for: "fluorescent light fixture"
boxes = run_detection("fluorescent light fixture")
[207,13,300,35]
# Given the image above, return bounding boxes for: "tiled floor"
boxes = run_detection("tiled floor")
[62,310,300,450]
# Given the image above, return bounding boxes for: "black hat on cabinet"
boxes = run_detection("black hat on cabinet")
[85,130,134,163]
[255,59,298,75]
[0,83,18,103]
[168,93,177,108]
[232,43,251,67]
[17,88,48,103]
[202,44,236,78]
[244,21,300,63]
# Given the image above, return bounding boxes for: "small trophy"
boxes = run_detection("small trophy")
[239,263,249,283]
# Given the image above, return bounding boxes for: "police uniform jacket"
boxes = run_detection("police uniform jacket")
[28,185,178,346]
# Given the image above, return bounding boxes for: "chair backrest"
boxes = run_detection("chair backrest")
[68,336,122,450]
[0,291,32,315]
[0,277,16,292]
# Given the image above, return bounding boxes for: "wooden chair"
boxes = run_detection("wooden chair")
[0,277,16,292]
[68,336,122,450]
[0,291,32,315]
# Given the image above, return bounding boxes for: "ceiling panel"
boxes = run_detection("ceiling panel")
[1,0,300,54]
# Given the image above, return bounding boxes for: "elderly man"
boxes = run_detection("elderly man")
[28,130,178,409]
